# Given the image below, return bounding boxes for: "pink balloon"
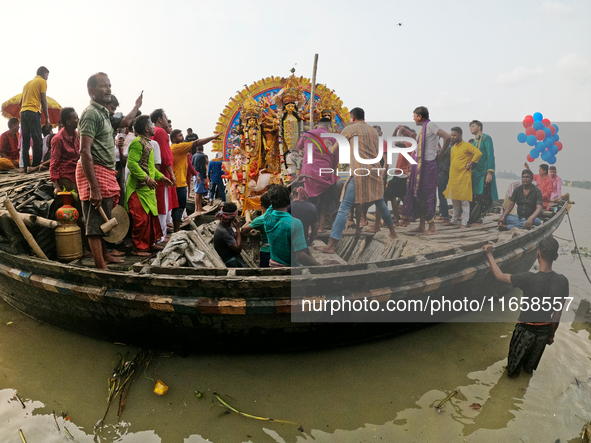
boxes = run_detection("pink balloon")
[526,154,534,162]
[523,116,534,129]
[542,118,551,127]
[555,141,563,151]
[549,125,556,135]
[525,127,536,136]
[536,129,546,140]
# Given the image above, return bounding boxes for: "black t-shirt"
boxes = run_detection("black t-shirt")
[511,271,569,323]
[186,134,198,142]
[192,152,207,177]
[213,223,239,262]
[510,184,543,220]
[289,200,318,242]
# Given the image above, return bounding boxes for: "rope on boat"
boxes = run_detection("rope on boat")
[565,210,591,285]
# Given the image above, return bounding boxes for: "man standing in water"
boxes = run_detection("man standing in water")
[483,236,569,377]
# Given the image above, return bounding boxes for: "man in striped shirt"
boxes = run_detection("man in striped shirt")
[316,107,397,255]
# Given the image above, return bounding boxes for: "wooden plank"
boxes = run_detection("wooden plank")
[310,240,348,266]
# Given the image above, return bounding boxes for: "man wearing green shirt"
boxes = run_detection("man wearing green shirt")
[264,185,321,267]
[469,120,498,226]
[125,115,172,256]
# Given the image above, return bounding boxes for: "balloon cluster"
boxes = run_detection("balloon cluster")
[517,112,562,164]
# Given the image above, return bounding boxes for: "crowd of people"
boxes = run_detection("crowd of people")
[0,67,564,271]
[1,68,223,269]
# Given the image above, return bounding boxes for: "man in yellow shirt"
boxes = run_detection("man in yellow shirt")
[169,129,220,232]
[443,127,482,228]
[19,66,50,172]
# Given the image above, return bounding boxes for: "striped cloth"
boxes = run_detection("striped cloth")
[341,121,384,204]
[75,161,120,205]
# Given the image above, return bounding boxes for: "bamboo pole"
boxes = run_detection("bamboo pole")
[188,220,226,268]
[3,197,48,259]
[309,53,319,129]
[0,210,60,229]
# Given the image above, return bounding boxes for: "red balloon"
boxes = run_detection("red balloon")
[523,116,534,129]
[555,141,563,151]
[526,154,534,162]
[549,125,556,135]
[525,127,536,136]
[542,118,551,127]
[536,129,546,140]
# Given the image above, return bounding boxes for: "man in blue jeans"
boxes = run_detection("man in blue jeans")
[497,169,543,231]
[19,66,51,172]
[316,107,397,255]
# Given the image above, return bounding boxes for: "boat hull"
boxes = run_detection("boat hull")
[0,205,567,351]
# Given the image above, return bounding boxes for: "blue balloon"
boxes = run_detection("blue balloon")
[541,151,551,161]
[544,137,554,148]
[527,135,537,146]
[554,134,559,142]
[530,148,540,159]
[543,127,552,137]
[533,121,544,130]
[533,112,543,122]
[517,132,527,143]
[553,124,559,133]
[535,142,545,152]
[548,155,557,165]
[550,144,559,155]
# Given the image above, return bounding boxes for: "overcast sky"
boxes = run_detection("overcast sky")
[1,0,590,180]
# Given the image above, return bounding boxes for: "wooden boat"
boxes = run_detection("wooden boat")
[0,170,568,351]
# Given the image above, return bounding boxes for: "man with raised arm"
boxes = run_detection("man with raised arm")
[483,236,569,377]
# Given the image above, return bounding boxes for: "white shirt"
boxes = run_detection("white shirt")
[419,121,441,161]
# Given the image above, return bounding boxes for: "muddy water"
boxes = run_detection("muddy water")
[1,179,590,442]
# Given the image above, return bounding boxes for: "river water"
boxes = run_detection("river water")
[1,179,590,443]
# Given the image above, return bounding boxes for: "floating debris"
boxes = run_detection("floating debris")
[53,410,60,431]
[97,350,152,429]
[195,390,203,398]
[435,389,459,412]
[469,403,482,411]
[153,380,168,396]
[64,426,74,440]
[18,429,27,443]
[582,421,591,443]
[213,392,295,424]
[15,393,25,409]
